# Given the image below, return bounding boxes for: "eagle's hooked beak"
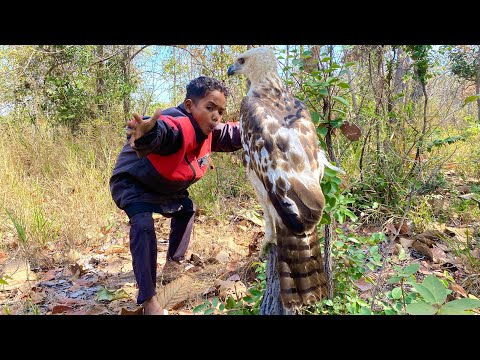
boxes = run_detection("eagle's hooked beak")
[227,64,236,76]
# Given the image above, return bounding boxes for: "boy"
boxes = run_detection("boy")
[110,76,242,315]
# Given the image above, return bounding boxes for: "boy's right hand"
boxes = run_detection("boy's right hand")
[127,108,162,146]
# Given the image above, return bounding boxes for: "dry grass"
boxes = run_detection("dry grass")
[0,120,124,267]
[0,119,257,270]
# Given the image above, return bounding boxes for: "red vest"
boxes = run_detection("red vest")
[147,115,211,185]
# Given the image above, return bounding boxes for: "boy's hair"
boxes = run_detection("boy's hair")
[185,76,229,103]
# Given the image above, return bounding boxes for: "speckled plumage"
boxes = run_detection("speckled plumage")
[229,47,329,308]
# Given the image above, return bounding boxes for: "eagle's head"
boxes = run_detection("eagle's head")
[227,47,278,83]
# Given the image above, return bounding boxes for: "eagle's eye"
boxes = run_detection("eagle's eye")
[238,57,245,65]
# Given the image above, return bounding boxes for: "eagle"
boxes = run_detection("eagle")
[228,47,336,309]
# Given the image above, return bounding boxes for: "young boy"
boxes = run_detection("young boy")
[110,76,242,315]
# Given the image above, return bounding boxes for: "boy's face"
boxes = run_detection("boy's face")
[184,90,227,136]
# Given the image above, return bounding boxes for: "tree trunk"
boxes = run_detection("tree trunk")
[259,244,294,315]
[122,46,132,123]
[476,46,480,122]
[96,45,105,115]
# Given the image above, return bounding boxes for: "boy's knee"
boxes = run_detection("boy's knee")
[129,212,154,231]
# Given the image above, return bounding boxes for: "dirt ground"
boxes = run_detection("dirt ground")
[0,209,264,315]
[1,170,479,315]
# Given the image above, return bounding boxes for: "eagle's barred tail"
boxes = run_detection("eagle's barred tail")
[277,228,327,309]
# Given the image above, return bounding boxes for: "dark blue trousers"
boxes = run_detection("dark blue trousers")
[128,205,195,304]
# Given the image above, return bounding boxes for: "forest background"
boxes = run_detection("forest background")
[0,45,479,315]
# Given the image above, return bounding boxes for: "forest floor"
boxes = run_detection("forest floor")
[0,169,479,315]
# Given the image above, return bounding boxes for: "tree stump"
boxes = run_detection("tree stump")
[259,244,294,315]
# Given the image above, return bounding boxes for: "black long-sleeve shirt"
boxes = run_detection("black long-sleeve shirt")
[109,104,242,217]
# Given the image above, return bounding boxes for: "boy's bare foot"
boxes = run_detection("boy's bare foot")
[142,295,165,315]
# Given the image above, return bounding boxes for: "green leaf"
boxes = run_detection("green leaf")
[211,297,218,308]
[392,287,403,300]
[406,301,438,315]
[204,308,215,315]
[337,82,350,89]
[330,119,344,128]
[388,276,402,284]
[243,296,255,303]
[317,88,328,97]
[334,210,345,224]
[422,275,448,305]
[0,278,8,285]
[311,111,320,125]
[316,126,328,137]
[359,307,372,315]
[193,302,208,313]
[324,166,340,177]
[332,95,349,107]
[463,94,480,107]
[403,263,420,275]
[96,287,129,301]
[249,289,262,297]
[409,282,437,304]
[225,296,237,309]
[437,298,480,315]
[343,209,358,222]
[321,182,332,194]
[320,212,331,225]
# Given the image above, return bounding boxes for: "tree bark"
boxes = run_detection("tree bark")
[476,46,480,122]
[122,46,132,124]
[96,45,105,115]
[259,244,294,315]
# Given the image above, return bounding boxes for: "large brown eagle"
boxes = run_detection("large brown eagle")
[228,47,339,309]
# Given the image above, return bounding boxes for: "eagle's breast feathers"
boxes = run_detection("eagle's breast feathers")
[240,86,325,236]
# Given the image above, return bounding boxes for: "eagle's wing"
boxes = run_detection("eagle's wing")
[240,93,325,235]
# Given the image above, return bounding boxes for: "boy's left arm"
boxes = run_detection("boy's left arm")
[211,121,242,152]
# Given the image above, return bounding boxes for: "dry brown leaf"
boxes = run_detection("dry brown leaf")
[419,261,431,275]
[225,262,238,272]
[385,222,397,235]
[435,242,449,252]
[471,249,480,259]
[399,237,415,250]
[120,307,144,315]
[103,258,123,274]
[85,305,110,315]
[456,185,470,194]
[214,279,247,300]
[105,245,128,255]
[1,258,36,290]
[30,289,46,304]
[431,247,447,264]
[397,220,412,236]
[157,275,193,310]
[420,230,444,241]
[64,263,83,278]
[412,241,433,260]
[65,309,88,315]
[177,310,194,315]
[52,305,73,314]
[55,297,87,306]
[0,251,7,264]
[236,209,265,227]
[354,278,374,292]
[444,227,469,243]
[340,121,362,141]
[414,234,436,247]
[449,283,468,298]
[41,269,57,281]
[215,250,230,264]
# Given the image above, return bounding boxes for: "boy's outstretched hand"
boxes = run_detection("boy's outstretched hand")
[127,108,162,146]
